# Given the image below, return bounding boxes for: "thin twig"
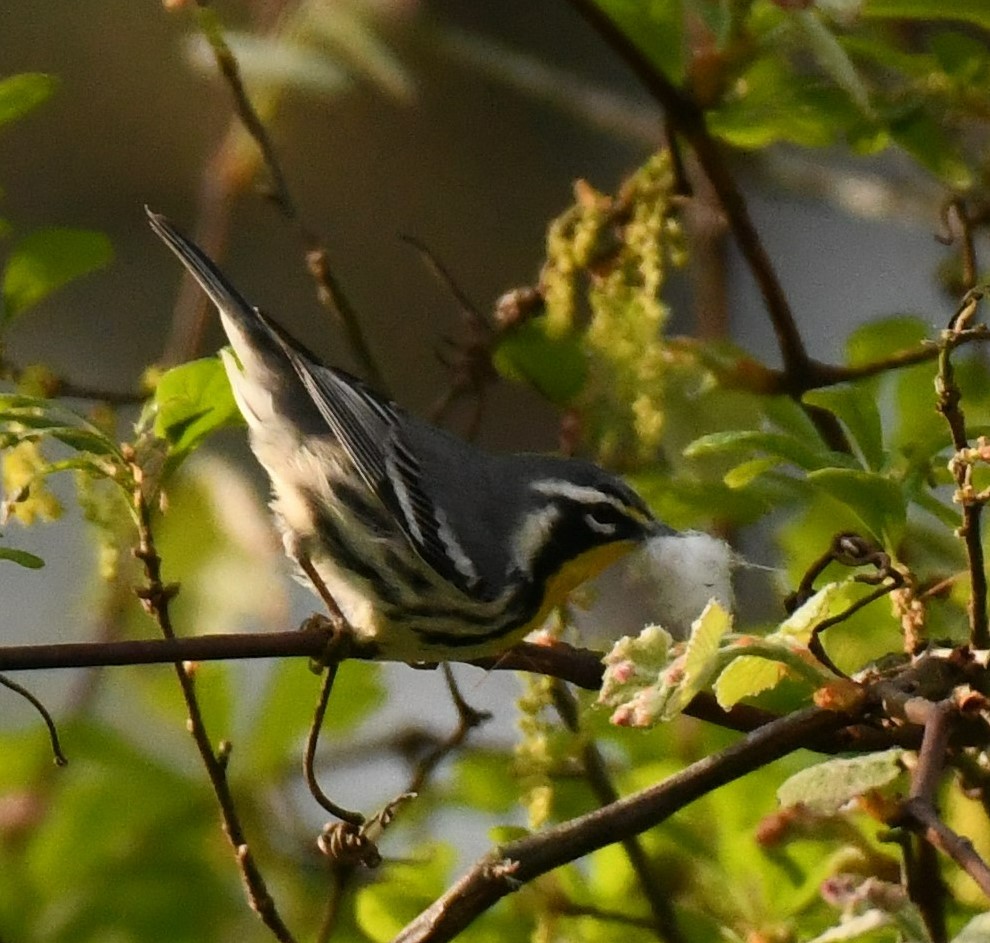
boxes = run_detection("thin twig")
[551,680,683,943]
[936,292,990,648]
[129,461,296,943]
[392,704,855,943]
[563,0,809,383]
[193,3,387,392]
[0,674,67,766]
[406,665,492,797]
[303,662,365,826]
[902,799,990,899]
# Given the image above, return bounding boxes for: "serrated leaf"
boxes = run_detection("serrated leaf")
[806,468,906,544]
[153,357,241,459]
[2,227,113,322]
[682,600,733,694]
[0,546,44,568]
[714,654,787,709]
[777,748,906,813]
[0,73,57,130]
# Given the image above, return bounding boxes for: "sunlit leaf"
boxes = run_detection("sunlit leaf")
[685,429,852,471]
[2,227,113,323]
[844,315,930,368]
[708,57,860,149]
[777,748,906,813]
[714,654,788,709]
[152,357,241,461]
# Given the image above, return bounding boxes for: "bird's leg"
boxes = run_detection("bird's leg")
[296,553,357,667]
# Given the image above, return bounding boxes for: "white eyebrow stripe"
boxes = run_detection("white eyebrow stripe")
[531,479,627,510]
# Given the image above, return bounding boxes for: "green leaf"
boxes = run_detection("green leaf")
[242,660,383,778]
[844,315,930,367]
[807,467,906,544]
[723,456,784,489]
[862,0,990,30]
[2,227,113,322]
[493,317,587,404]
[803,385,885,471]
[887,106,973,189]
[589,0,686,84]
[777,749,906,813]
[794,10,872,114]
[0,546,44,568]
[0,73,57,131]
[685,429,851,471]
[708,57,860,149]
[714,654,787,709]
[355,844,454,942]
[152,357,241,460]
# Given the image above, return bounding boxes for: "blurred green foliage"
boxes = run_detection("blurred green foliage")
[3,0,990,940]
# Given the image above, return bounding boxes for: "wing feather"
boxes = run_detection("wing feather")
[275,340,481,593]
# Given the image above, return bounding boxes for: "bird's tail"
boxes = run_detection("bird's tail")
[146,208,302,428]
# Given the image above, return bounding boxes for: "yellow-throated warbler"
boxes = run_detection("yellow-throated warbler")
[148,210,665,660]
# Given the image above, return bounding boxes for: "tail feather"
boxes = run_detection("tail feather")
[147,208,316,431]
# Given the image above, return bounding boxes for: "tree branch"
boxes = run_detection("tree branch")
[391,704,853,943]
[551,680,683,943]
[130,466,296,943]
[564,0,809,382]
[191,2,388,393]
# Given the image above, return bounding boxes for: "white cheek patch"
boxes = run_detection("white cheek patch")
[512,504,561,575]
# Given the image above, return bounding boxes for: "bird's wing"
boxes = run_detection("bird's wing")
[276,343,481,594]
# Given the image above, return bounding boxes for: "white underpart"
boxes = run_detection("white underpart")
[434,505,478,583]
[641,532,737,637]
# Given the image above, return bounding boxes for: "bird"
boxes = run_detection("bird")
[147,209,664,662]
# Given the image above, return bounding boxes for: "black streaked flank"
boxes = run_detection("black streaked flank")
[308,499,403,607]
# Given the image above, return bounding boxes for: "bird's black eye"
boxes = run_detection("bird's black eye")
[583,507,618,536]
